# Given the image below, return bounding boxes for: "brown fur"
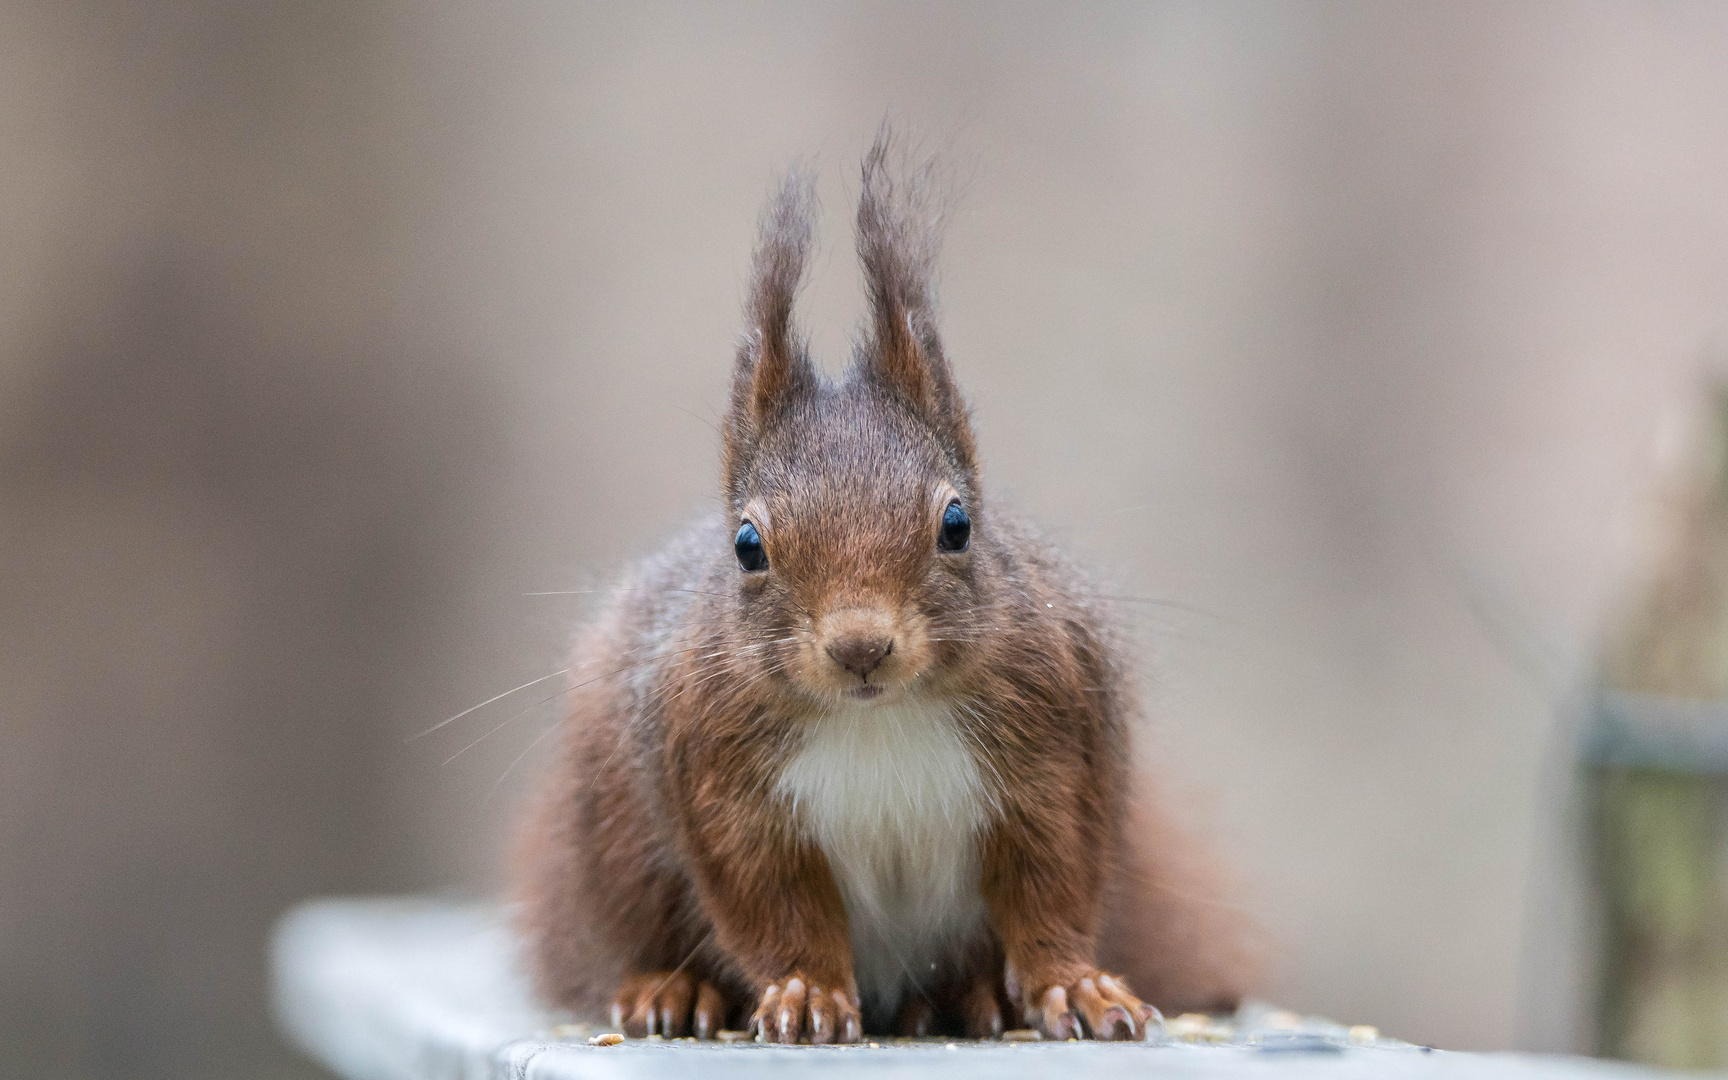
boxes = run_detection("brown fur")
[511,130,1255,1043]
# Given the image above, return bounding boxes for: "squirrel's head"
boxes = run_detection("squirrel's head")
[720,136,986,708]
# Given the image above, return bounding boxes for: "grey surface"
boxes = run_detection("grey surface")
[271,898,1687,1079]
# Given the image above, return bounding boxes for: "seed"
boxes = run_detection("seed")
[1349,1025,1379,1044]
[588,1032,624,1046]
[1001,1029,1042,1042]
[716,1030,751,1043]
[1167,1013,1210,1040]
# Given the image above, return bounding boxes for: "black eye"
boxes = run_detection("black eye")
[735,520,768,572]
[938,500,970,552]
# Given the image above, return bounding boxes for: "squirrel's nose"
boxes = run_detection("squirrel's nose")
[826,636,893,679]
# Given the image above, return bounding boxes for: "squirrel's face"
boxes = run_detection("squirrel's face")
[728,384,982,707]
[720,155,980,707]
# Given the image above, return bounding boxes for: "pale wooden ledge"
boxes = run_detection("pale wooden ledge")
[271,897,1679,1080]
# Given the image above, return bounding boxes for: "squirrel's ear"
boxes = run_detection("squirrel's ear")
[855,128,975,467]
[726,168,817,482]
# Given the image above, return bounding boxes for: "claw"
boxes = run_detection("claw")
[895,996,936,1037]
[962,975,1005,1039]
[837,990,862,1043]
[694,982,726,1040]
[778,976,805,1042]
[1025,970,1156,1041]
[608,971,710,1040]
[751,972,861,1044]
[1041,986,1080,1040]
[807,984,833,1045]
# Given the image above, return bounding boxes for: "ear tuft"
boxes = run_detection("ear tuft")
[725,168,818,492]
[855,126,974,465]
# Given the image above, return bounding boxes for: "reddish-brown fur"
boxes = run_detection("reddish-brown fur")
[512,131,1255,1043]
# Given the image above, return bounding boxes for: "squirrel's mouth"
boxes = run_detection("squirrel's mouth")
[847,685,883,701]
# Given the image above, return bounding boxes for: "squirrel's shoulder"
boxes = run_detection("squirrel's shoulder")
[985,502,1103,596]
[983,502,1129,660]
[581,512,729,645]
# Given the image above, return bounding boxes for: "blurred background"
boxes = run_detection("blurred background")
[7,1,1728,1076]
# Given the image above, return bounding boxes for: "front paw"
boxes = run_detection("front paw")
[1020,970,1160,1041]
[609,971,730,1038]
[750,974,862,1044]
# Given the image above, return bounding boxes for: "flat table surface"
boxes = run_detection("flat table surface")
[271,897,1688,1080]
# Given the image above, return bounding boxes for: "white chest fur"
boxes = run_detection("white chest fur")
[775,699,994,1025]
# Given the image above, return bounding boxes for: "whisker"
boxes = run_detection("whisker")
[441,648,723,757]
[409,667,569,741]
[646,928,716,1006]
[442,684,574,766]
[522,586,733,600]
[582,721,637,789]
[1090,595,1223,618]
[485,720,563,802]
[463,629,800,791]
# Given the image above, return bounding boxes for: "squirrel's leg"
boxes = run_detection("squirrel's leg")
[893,994,936,1037]
[981,817,1157,1041]
[960,968,1009,1039]
[683,817,861,1044]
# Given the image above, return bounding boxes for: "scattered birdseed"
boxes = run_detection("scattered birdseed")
[1001,1029,1042,1042]
[588,1033,624,1046]
[1349,1025,1379,1044]
[1265,1010,1301,1030]
[1167,1013,1210,1040]
[867,1041,881,1049]
[715,1030,750,1044]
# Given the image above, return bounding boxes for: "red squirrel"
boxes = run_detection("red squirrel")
[513,133,1253,1044]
